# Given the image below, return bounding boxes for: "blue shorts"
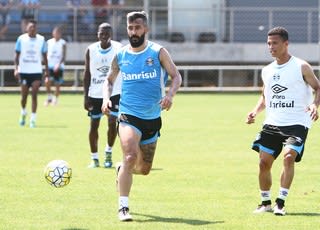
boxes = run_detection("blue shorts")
[118,113,162,145]
[252,124,309,162]
[49,68,64,85]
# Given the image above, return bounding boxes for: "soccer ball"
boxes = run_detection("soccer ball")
[44,160,72,188]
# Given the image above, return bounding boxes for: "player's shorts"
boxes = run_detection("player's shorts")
[109,94,120,117]
[87,97,103,120]
[20,73,42,88]
[118,113,162,145]
[252,124,309,162]
[49,68,64,85]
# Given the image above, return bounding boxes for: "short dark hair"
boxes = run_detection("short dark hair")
[127,11,148,26]
[267,27,289,41]
[27,19,37,26]
[99,22,112,30]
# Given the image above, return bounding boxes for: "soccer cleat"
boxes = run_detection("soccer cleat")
[88,159,100,168]
[104,151,113,168]
[44,98,52,106]
[19,114,26,126]
[52,96,58,106]
[118,207,132,221]
[29,120,36,128]
[273,199,286,216]
[253,204,272,213]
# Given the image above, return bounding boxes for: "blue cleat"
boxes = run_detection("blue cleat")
[104,152,113,168]
[19,114,26,126]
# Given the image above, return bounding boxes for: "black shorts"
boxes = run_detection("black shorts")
[252,124,309,162]
[118,113,162,145]
[49,68,64,84]
[108,94,120,117]
[87,97,103,120]
[20,73,42,88]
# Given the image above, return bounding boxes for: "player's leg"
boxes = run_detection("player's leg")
[29,79,41,128]
[19,81,29,126]
[53,83,60,105]
[117,123,140,221]
[273,148,297,216]
[133,141,157,175]
[104,114,117,167]
[44,76,52,106]
[280,148,297,189]
[104,94,120,167]
[253,151,275,213]
[274,126,308,216]
[259,151,274,191]
[53,72,63,105]
[88,117,101,168]
[252,125,282,213]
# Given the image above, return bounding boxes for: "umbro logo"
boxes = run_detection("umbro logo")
[271,84,287,94]
[97,66,109,74]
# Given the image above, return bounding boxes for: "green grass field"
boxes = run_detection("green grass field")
[1,93,320,230]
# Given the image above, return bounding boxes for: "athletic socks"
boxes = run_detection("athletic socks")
[119,196,129,209]
[91,152,99,160]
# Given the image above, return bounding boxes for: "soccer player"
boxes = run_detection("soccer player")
[44,26,67,106]
[246,26,320,216]
[14,20,49,128]
[83,22,122,168]
[101,11,182,221]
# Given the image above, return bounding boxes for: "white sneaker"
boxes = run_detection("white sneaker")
[253,204,272,213]
[118,207,132,221]
[273,204,286,216]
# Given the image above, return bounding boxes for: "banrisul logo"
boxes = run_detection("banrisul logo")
[271,84,287,94]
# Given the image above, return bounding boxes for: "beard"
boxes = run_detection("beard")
[128,33,145,48]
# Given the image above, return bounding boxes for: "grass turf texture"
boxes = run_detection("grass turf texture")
[1,93,320,230]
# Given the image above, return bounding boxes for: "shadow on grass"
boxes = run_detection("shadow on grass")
[287,212,320,216]
[62,228,89,230]
[37,125,68,128]
[132,212,224,226]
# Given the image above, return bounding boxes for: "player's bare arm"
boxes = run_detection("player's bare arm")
[159,48,182,111]
[246,88,266,124]
[14,51,20,80]
[83,49,91,111]
[302,62,320,121]
[101,56,120,115]
[42,52,49,78]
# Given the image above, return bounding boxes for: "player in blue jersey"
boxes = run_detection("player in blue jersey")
[102,11,182,221]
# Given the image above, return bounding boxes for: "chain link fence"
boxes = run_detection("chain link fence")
[1,0,320,90]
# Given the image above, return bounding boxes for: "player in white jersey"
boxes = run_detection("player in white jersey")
[246,27,320,216]
[14,20,49,128]
[101,11,181,221]
[44,26,66,106]
[83,22,122,169]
